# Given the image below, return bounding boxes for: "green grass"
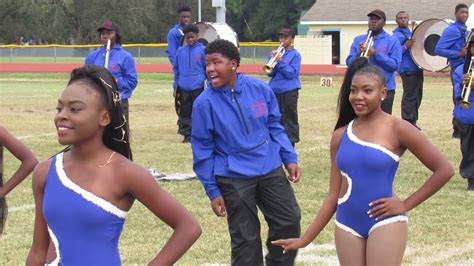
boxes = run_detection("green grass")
[0,75,473,265]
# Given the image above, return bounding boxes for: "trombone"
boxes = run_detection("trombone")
[104,39,111,69]
[460,56,473,109]
[263,42,285,73]
[360,30,374,58]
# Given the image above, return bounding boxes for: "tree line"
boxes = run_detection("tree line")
[0,0,315,44]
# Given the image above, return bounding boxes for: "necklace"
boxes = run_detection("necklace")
[97,151,116,168]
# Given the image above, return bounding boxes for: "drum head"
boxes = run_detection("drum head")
[193,22,239,47]
[410,18,451,72]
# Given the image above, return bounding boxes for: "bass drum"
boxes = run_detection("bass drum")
[410,18,452,72]
[193,22,239,48]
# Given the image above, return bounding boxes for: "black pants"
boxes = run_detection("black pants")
[275,90,300,144]
[177,88,203,138]
[217,167,301,266]
[457,119,474,179]
[400,71,424,125]
[381,90,396,114]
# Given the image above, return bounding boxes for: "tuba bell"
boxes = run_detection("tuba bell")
[263,43,285,73]
[410,18,451,72]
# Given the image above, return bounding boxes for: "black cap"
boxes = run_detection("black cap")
[97,21,121,35]
[279,26,296,37]
[367,9,386,21]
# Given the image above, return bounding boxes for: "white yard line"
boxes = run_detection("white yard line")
[17,132,56,140]
[411,241,474,264]
[9,204,35,212]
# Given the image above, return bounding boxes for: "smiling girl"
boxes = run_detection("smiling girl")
[273,59,454,265]
[26,65,200,265]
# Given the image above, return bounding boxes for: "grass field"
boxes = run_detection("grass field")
[0,73,473,265]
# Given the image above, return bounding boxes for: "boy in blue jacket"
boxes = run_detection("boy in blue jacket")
[192,39,301,265]
[346,9,401,114]
[85,21,137,122]
[452,39,474,191]
[173,24,206,143]
[166,6,192,66]
[268,26,302,146]
[435,3,470,138]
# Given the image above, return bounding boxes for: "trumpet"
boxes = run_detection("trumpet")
[360,30,374,58]
[263,43,285,73]
[461,56,473,109]
[104,39,111,69]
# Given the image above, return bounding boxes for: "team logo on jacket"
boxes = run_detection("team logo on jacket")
[252,101,268,117]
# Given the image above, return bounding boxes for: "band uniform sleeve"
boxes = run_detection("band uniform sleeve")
[116,54,138,99]
[436,26,462,59]
[393,31,409,56]
[166,29,179,66]
[346,37,359,66]
[265,86,298,164]
[453,65,463,100]
[191,99,221,200]
[173,48,180,90]
[373,37,401,72]
[275,52,301,79]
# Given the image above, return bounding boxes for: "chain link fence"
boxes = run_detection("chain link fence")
[0,43,279,64]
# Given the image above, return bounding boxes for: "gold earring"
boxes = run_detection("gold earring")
[232,66,236,70]
[381,98,385,101]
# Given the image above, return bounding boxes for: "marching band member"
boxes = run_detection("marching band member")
[166,6,192,66]
[452,38,474,191]
[347,9,402,115]
[267,26,302,146]
[393,11,424,129]
[435,3,470,138]
[273,58,453,265]
[192,39,301,265]
[173,24,206,143]
[85,21,138,122]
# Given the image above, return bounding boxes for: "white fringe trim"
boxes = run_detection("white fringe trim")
[335,220,363,238]
[46,226,61,266]
[337,171,352,204]
[347,121,400,162]
[55,153,128,219]
[369,215,408,235]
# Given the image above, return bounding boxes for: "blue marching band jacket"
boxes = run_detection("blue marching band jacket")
[85,44,138,100]
[191,74,298,200]
[346,31,402,90]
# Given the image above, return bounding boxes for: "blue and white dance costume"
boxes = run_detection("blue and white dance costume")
[43,153,127,265]
[335,121,407,239]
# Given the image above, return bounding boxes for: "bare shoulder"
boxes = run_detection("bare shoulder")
[32,159,53,188]
[330,126,347,151]
[113,155,154,183]
[391,116,422,138]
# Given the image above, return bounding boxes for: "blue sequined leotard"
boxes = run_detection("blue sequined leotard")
[335,121,407,239]
[43,153,128,265]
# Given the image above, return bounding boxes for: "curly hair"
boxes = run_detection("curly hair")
[205,39,241,66]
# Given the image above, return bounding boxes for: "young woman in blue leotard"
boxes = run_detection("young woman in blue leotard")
[26,65,201,265]
[273,58,454,265]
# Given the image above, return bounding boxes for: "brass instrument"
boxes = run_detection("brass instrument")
[410,21,416,32]
[461,56,473,109]
[464,29,474,49]
[360,30,374,58]
[104,39,111,69]
[263,43,285,73]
